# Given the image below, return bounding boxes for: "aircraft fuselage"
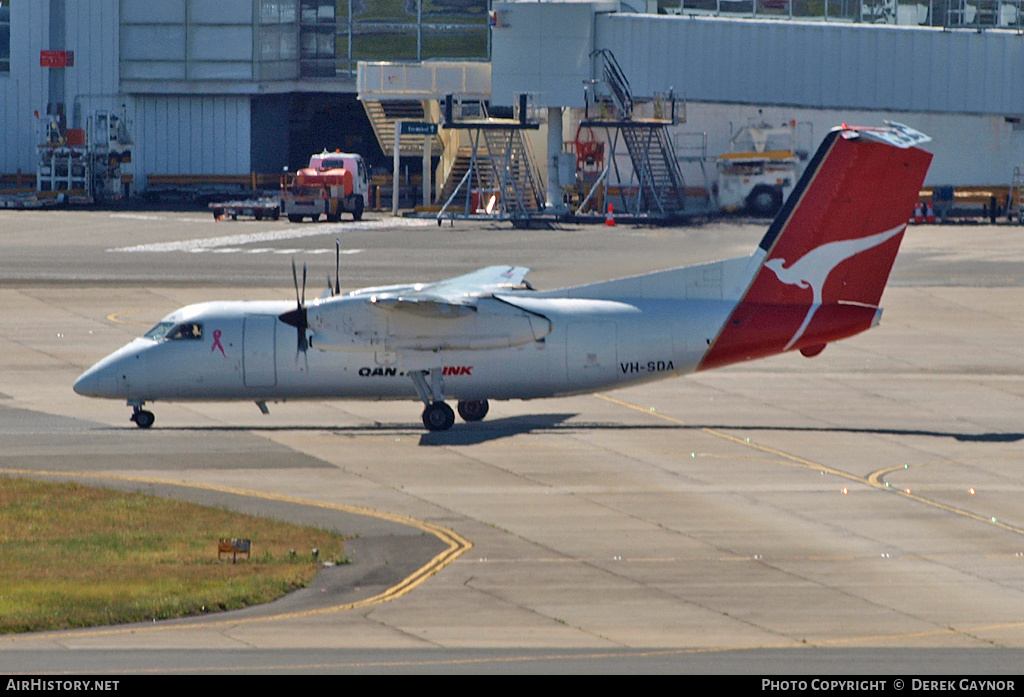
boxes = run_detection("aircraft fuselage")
[75,294,731,405]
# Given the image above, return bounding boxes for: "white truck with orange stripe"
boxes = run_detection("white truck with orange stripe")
[281,150,370,223]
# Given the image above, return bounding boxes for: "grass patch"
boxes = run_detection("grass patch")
[0,477,347,634]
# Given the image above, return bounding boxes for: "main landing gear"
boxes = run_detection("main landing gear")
[457,399,489,422]
[422,401,456,431]
[410,368,489,432]
[421,399,490,431]
[129,401,155,429]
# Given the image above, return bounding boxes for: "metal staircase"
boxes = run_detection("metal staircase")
[435,96,545,220]
[480,128,545,215]
[437,128,545,218]
[437,148,480,207]
[591,49,633,120]
[361,99,442,157]
[580,49,688,219]
[619,124,687,214]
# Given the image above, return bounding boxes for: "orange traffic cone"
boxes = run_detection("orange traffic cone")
[605,203,616,227]
[925,202,935,223]
[912,203,924,224]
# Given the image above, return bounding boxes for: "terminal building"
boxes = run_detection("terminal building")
[2,0,1024,203]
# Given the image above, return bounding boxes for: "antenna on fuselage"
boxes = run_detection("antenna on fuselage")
[334,237,341,296]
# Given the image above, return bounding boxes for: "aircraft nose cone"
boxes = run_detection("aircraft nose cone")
[73,366,101,397]
[73,362,117,398]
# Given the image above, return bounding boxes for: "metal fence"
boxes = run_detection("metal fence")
[669,0,1024,29]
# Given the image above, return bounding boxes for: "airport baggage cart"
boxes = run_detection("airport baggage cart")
[209,197,280,221]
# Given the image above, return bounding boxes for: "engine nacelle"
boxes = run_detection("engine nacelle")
[305,296,551,353]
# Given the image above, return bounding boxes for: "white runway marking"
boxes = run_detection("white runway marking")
[108,213,165,221]
[108,218,431,254]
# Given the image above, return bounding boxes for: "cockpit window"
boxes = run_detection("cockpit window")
[167,323,203,340]
[144,322,175,341]
[144,322,203,341]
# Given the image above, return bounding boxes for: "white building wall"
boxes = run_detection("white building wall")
[596,14,1024,116]
[131,94,251,180]
[1,0,50,174]
[64,0,120,117]
[491,1,617,108]
[666,103,1024,188]
[121,0,257,84]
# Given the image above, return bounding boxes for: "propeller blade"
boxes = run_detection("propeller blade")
[285,258,309,354]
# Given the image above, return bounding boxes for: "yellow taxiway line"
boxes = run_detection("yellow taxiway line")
[595,393,1024,538]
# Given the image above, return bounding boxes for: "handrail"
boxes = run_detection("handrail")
[437,166,474,220]
[576,163,610,215]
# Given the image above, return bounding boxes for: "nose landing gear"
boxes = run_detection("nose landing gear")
[129,402,155,429]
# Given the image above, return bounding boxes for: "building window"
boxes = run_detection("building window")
[300,0,335,77]
[0,1,10,74]
[300,0,491,79]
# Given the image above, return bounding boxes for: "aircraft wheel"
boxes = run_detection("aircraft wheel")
[131,410,155,429]
[422,402,455,432]
[457,399,489,422]
[747,186,782,218]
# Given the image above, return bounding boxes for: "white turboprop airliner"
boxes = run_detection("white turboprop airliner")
[74,123,933,431]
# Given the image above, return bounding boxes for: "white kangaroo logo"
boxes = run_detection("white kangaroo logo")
[763,223,906,350]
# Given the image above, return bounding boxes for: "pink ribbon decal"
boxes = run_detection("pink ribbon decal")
[211,329,226,356]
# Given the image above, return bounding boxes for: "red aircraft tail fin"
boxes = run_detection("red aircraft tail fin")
[700,123,933,371]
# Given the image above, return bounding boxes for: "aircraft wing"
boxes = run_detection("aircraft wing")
[367,265,531,316]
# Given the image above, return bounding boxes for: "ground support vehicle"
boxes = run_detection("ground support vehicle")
[0,191,63,209]
[209,197,281,221]
[715,121,810,217]
[280,151,370,223]
[36,109,132,205]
